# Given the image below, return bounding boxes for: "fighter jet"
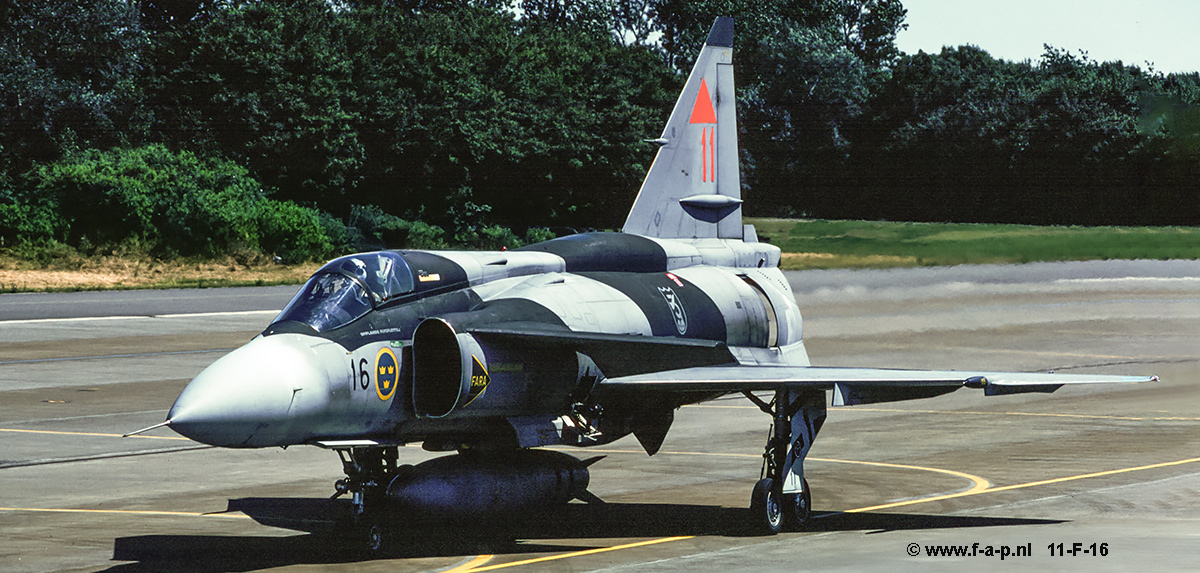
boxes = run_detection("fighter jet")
[129,17,1154,549]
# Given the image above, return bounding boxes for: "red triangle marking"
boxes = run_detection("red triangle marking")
[689,78,717,124]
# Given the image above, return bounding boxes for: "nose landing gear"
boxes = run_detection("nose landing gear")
[331,445,402,553]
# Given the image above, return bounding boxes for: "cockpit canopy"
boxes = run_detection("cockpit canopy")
[273,251,415,332]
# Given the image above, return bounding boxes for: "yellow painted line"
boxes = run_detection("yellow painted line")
[0,428,190,440]
[570,447,982,487]
[687,404,1200,422]
[849,408,1143,421]
[845,408,1200,422]
[465,536,694,572]
[968,456,1200,497]
[569,448,990,495]
[0,506,252,519]
[458,453,984,573]
[811,457,991,496]
[492,450,1199,571]
[442,555,495,572]
[844,456,1200,513]
[0,429,231,521]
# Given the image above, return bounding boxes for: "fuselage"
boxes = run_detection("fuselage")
[168,232,809,449]
[153,16,1156,540]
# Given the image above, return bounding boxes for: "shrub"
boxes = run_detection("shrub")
[523,227,555,245]
[23,145,332,260]
[0,199,65,250]
[346,205,447,251]
[255,199,331,262]
[402,220,448,250]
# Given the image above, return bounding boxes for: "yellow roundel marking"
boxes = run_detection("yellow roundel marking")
[375,347,398,401]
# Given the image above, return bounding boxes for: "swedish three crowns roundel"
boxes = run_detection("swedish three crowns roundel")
[375,347,398,401]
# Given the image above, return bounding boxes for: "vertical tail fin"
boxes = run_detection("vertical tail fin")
[623,17,742,240]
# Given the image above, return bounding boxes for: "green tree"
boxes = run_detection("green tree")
[837,45,1200,226]
[146,0,364,207]
[741,26,868,213]
[832,0,907,70]
[344,3,676,229]
[645,1,902,215]
[0,0,149,172]
[647,0,903,72]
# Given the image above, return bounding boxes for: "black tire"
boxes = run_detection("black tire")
[783,478,812,531]
[750,478,783,535]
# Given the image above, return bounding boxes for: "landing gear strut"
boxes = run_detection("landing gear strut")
[332,446,402,551]
[744,388,825,534]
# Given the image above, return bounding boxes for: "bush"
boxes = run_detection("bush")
[524,227,555,245]
[472,225,522,250]
[339,204,545,252]
[6,145,544,263]
[346,205,447,251]
[21,145,332,260]
[402,220,449,250]
[319,210,358,254]
[255,200,331,262]
[0,199,65,250]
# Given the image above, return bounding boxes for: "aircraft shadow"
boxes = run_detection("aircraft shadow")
[105,497,1064,571]
[807,511,1064,535]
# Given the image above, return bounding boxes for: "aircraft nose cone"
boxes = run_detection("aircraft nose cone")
[169,334,331,447]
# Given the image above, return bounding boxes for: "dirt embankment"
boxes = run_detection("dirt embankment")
[0,256,320,292]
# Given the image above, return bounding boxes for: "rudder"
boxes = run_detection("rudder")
[622,17,742,240]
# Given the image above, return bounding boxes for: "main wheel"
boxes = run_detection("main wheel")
[783,478,812,531]
[749,478,783,535]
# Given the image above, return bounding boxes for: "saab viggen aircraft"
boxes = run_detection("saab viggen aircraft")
[128,17,1155,550]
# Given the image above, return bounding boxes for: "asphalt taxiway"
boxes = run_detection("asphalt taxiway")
[1,260,1197,572]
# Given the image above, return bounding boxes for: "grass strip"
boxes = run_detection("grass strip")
[747,218,1200,270]
[2,220,1196,291]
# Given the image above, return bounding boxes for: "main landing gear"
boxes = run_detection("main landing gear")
[331,446,402,552]
[743,388,826,535]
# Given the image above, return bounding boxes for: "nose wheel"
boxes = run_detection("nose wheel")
[366,522,390,554]
[331,445,402,553]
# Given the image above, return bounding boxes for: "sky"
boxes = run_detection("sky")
[894,0,1200,74]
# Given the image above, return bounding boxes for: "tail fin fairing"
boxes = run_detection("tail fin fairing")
[622,17,742,240]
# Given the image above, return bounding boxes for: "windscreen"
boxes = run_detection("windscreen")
[274,273,373,332]
[337,251,413,304]
[272,251,415,331]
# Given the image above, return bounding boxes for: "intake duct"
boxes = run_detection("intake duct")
[411,314,593,420]
[411,318,481,419]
